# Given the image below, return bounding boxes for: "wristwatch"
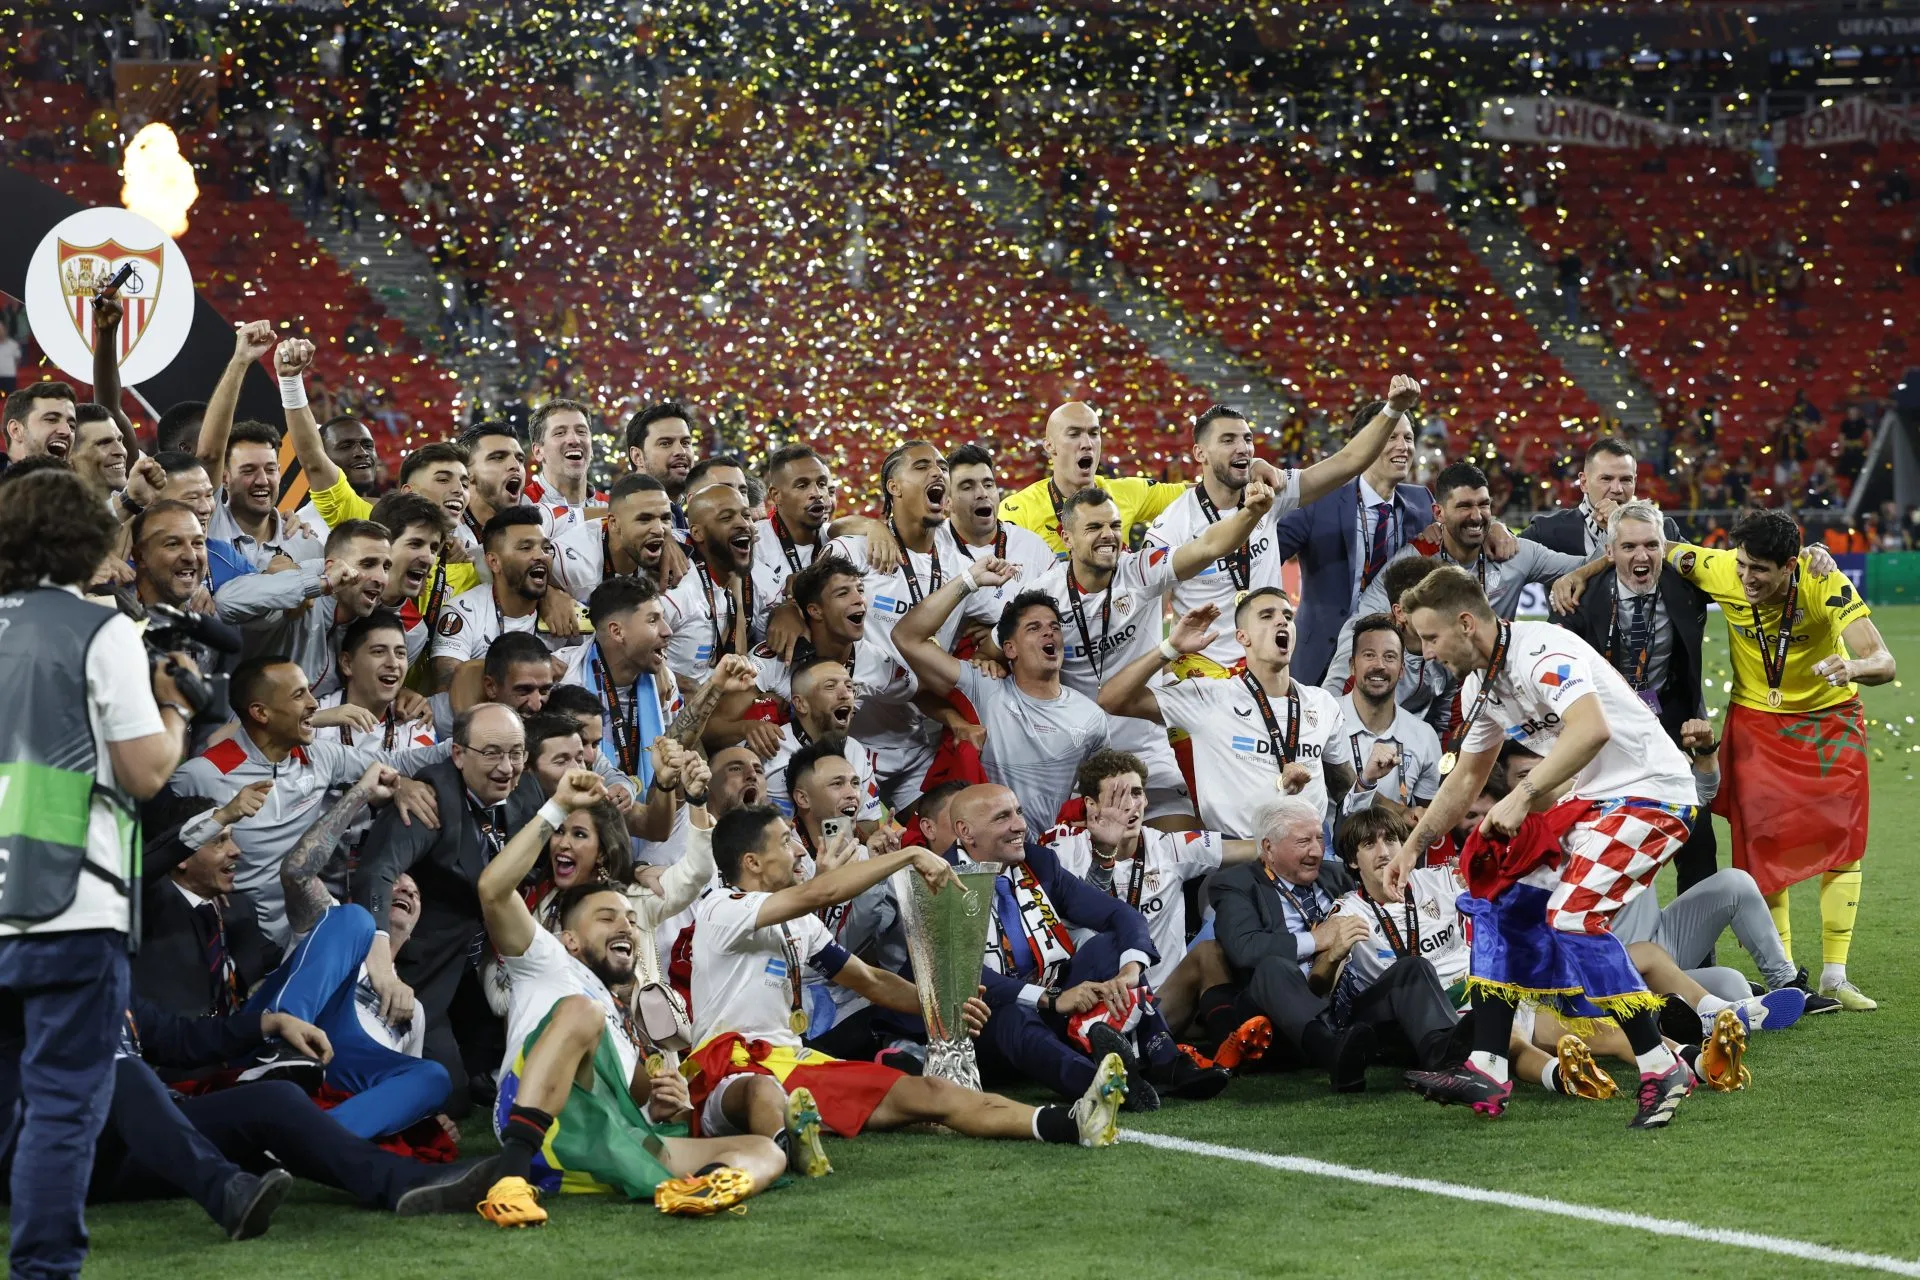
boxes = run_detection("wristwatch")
[682,790,709,807]
[1039,986,1061,1014]
[158,701,193,721]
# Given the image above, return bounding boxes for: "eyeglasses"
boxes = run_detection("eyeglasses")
[460,744,528,765]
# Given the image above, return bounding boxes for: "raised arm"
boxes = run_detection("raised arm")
[274,337,340,493]
[89,293,137,454]
[1096,603,1219,723]
[1384,738,1502,899]
[1296,374,1421,507]
[198,320,277,491]
[894,556,1018,700]
[753,845,956,930]
[1171,478,1275,580]
[282,763,392,938]
[480,769,607,959]
[664,653,760,750]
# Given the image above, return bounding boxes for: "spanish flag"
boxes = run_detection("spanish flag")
[1716,698,1871,898]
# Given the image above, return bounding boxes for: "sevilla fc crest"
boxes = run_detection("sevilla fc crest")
[58,238,165,365]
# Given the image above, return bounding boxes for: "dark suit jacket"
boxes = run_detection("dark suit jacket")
[350,759,545,975]
[1522,505,1682,558]
[1553,565,1709,741]
[952,842,1158,1011]
[134,880,277,1019]
[1272,479,1434,686]
[130,993,270,1071]
[1207,859,1356,983]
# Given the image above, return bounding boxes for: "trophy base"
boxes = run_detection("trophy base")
[923,1038,982,1091]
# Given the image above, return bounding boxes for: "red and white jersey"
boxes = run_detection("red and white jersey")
[763,726,884,824]
[1048,826,1225,986]
[1332,866,1469,992]
[690,890,841,1049]
[1144,469,1303,665]
[311,691,439,752]
[1457,621,1694,807]
[523,476,601,540]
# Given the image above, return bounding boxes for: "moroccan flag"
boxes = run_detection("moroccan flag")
[1715,699,1870,897]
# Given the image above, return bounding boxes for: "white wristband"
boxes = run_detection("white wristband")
[278,374,309,410]
[537,799,568,830]
[959,567,979,592]
[1158,638,1181,663]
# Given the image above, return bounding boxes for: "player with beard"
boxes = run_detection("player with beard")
[823,443,1004,812]
[216,520,392,699]
[206,421,321,569]
[366,491,451,670]
[894,566,1106,837]
[524,399,601,537]
[457,422,530,539]
[292,416,378,538]
[753,444,900,610]
[625,402,696,516]
[1147,378,1419,668]
[1384,567,1705,1129]
[2,379,76,471]
[430,508,578,688]
[553,473,681,602]
[1102,591,1355,836]
[940,443,1056,590]
[1324,463,1593,694]
[662,483,757,686]
[999,400,1290,557]
[130,500,210,613]
[687,803,1128,1153]
[763,656,883,825]
[1046,751,1264,1046]
[478,769,785,1223]
[1337,613,1444,818]
[1033,481,1275,826]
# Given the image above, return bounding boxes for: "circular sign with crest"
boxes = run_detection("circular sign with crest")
[24,206,196,387]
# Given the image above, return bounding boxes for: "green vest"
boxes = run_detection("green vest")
[0,587,135,926]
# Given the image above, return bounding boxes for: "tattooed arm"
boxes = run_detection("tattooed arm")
[662,653,760,749]
[282,763,396,939]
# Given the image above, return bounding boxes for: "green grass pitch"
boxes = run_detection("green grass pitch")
[59,607,1920,1279]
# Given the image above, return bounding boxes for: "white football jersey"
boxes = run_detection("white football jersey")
[1049,826,1225,986]
[1154,673,1351,837]
[1143,470,1302,664]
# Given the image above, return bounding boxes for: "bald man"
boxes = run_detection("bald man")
[999,401,1287,558]
[949,784,1230,1111]
[661,483,757,686]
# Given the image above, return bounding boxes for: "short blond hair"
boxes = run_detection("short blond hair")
[1607,499,1666,550]
[1399,564,1495,625]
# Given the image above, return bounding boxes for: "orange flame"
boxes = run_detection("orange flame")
[120,123,198,237]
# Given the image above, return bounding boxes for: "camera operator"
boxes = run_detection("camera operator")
[0,468,199,1280]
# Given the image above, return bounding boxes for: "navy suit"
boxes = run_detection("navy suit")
[949,843,1157,1099]
[1273,479,1435,686]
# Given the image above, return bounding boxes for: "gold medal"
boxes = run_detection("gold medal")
[645,1052,665,1076]
[1766,688,1783,708]
[1438,751,1458,776]
[1273,774,1287,792]
[790,1008,809,1036]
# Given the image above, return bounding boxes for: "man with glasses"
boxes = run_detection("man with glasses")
[353,703,547,1119]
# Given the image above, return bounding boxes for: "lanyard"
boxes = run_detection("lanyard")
[889,521,942,605]
[776,922,806,1022]
[1194,485,1250,591]
[465,793,505,859]
[1262,861,1321,924]
[695,558,742,666]
[1349,729,1409,805]
[772,511,825,575]
[1065,567,1114,680]
[1441,547,1490,591]
[601,520,619,578]
[1093,846,1147,909]
[953,523,1007,562]
[422,558,451,639]
[592,648,644,775]
[1241,670,1300,785]
[1046,480,1071,540]
[1439,620,1510,774]
[339,704,401,751]
[1356,495,1397,593]
[1606,589,1654,691]
[1751,562,1799,708]
[462,508,485,546]
[1361,888,1420,958]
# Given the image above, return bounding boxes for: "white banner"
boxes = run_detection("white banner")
[24,207,195,387]
[1482,95,1911,148]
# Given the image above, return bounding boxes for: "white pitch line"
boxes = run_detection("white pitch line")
[1121,1130,1920,1277]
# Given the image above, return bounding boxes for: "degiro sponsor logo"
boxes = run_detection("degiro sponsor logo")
[1064,624,1141,660]
[1231,738,1325,760]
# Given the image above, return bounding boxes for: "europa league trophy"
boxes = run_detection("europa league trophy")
[891,859,999,1089]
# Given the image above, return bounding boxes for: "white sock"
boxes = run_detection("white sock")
[1821,963,1848,990]
[1538,1057,1560,1092]
[1031,1111,1044,1141]
[1634,1045,1678,1076]
[1696,993,1732,1016]
[1468,1050,1510,1084]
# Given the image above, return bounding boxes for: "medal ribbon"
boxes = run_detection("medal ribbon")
[1194,485,1251,592]
[1753,562,1800,702]
[592,649,643,775]
[889,520,943,605]
[1440,619,1511,770]
[1065,567,1114,681]
[1241,670,1300,783]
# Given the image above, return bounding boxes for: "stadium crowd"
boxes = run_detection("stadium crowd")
[0,289,1898,1272]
